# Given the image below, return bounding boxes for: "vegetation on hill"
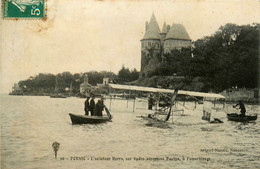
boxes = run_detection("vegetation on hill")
[15,68,139,96]
[141,23,259,93]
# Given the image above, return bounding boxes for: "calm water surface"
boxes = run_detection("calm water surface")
[1,95,260,169]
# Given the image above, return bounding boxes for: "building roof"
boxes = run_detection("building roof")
[161,22,167,34]
[165,24,191,40]
[142,13,161,40]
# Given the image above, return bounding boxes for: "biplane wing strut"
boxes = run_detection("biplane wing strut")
[165,89,178,121]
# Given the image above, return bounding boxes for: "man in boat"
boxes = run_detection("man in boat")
[233,100,246,116]
[94,98,105,116]
[89,95,95,116]
[84,95,90,115]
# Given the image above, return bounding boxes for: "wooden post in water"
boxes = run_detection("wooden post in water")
[109,87,112,111]
[109,95,112,111]
[127,90,131,109]
[133,97,135,112]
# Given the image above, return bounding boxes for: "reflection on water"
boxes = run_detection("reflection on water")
[1,95,260,169]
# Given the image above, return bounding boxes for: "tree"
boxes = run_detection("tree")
[118,65,131,81]
[129,68,139,81]
[190,23,259,92]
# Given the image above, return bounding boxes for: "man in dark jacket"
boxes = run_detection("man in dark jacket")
[89,96,95,116]
[84,96,90,115]
[94,98,105,117]
[234,100,246,116]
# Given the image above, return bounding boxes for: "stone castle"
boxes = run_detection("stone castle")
[140,13,191,77]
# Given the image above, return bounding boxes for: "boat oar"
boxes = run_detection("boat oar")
[104,105,113,119]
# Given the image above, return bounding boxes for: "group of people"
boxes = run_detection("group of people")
[84,95,105,117]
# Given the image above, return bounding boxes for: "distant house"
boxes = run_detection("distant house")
[97,77,110,87]
[80,74,93,95]
[80,75,111,96]
[103,77,109,85]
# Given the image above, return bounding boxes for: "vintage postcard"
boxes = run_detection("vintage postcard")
[1,0,260,169]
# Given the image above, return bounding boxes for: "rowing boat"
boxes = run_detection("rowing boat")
[227,113,257,122]
[69,113,111,124]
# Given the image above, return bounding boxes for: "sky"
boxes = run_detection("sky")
[1,0,260,93]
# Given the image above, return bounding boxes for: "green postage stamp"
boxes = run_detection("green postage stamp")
[2,0,46,19]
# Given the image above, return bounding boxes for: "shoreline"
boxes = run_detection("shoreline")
[7,93,259,104]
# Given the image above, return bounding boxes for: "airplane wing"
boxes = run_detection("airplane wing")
[108,84,225,99]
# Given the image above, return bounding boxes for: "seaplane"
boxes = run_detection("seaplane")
[107,84,226,125]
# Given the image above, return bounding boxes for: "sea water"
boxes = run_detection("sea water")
[1,95,260,169]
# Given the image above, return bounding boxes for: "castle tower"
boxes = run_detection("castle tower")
[140,13,161,73]
[160,22,167,43]
[164,24,191,53]
[140,13,192,78]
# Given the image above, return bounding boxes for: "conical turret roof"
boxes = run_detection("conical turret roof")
[161,22,167,34]
[165,24,191,40]
[142,13,161,40]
